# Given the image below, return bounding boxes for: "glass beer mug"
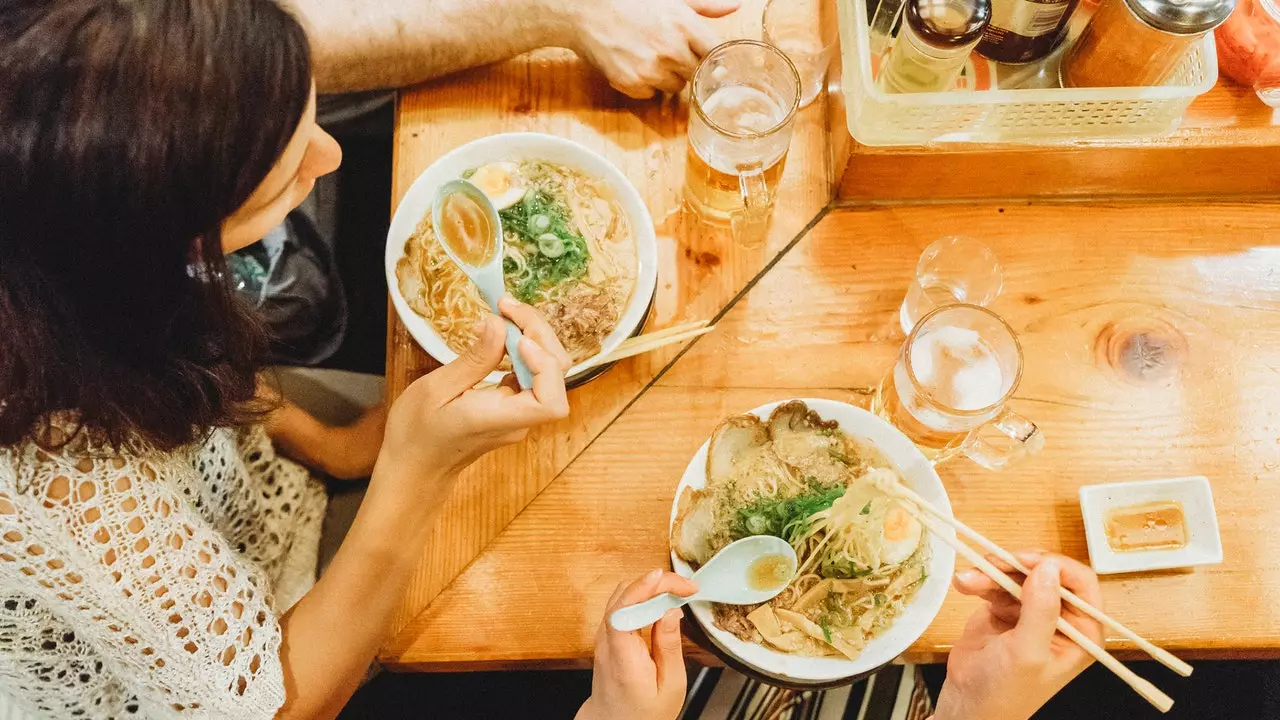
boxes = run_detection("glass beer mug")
[685,40,800,240]
[872,304,1043,469]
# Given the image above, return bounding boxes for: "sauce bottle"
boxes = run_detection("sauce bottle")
[1062,0,1236,87]
[880,0,993,92]
[977,0,1079,63]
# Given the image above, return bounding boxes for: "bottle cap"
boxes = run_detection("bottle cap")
[906,0,993,47]
[1125,0,1237,34]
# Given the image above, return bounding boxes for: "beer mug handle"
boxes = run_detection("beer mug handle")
[731,164,770,242]
[963,408,1044,470]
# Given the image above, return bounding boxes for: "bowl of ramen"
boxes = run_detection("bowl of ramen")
[669,399,955,684]
[386,133,658,384]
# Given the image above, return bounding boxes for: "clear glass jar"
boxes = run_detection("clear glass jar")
[1217,0,1280,106]
[1062,0,1236,87]
[880,0,993,92]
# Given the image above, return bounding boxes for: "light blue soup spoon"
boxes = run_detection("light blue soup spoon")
[609,536,798,632]
[432,179,534,390]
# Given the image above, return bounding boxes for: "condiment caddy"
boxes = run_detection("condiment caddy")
[837,0,1220,144]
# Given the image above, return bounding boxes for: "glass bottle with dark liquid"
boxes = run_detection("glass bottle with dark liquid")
[977,0,1079,64]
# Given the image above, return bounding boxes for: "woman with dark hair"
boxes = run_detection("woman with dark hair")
[0,0,581,717]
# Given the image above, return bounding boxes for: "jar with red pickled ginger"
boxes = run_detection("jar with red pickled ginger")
[1216,0,1280,106]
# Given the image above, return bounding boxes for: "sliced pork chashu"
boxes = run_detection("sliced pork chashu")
[765,401,862,487]
[671,487,718,566]
[706,414,797,500]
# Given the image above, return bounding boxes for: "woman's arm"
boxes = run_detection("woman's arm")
[262,396,386,480]
[274,300,572,720]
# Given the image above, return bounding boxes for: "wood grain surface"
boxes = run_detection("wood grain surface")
[383,2,835,638]
[383,201,1280,669]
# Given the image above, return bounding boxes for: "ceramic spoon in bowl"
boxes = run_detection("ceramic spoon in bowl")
[609,536,798,633]
[431,179,533,389]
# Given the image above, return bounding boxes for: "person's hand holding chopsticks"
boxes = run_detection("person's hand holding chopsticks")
[931,552,1104,720]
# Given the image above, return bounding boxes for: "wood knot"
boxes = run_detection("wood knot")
[683,247,721,267]
[1095,318,1188,384]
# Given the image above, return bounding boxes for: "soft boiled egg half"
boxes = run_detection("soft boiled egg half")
[872,500,923,566]
[831,474,924,569]
[468,162,527,210]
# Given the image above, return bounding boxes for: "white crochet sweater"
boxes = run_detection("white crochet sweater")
[0,424,326,719]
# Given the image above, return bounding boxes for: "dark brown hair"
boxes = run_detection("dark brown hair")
[0,0,313,449]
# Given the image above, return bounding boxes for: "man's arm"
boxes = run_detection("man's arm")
[293,0,740,97]
[295,0,570,93]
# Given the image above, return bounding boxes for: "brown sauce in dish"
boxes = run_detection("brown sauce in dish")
[1103,501,1188,552]
[747,554,794,591]
[439,191,496,267]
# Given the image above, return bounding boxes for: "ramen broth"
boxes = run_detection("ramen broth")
[438,192,496,267]
[747,554,793,591]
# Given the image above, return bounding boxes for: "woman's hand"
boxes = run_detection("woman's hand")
[566,0,740,99]
[932,552,1104,720]
[577,570,700,720]
[378,296,573,485]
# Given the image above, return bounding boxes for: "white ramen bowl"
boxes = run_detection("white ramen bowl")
[386,133,659,385]
[669,399,956,685]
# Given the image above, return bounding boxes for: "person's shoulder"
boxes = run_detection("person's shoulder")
[0,414,188,496]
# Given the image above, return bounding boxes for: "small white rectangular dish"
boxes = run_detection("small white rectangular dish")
[1079,476,1223,575]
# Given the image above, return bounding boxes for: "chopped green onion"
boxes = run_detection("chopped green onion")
[859,501,872,515]
[528,214,552,234]
[818,617,833,643]
[537,233,565,258]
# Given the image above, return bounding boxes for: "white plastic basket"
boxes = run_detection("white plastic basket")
[837,0,1220,145]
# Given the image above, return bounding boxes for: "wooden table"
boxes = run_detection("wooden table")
[381,4,1280,670]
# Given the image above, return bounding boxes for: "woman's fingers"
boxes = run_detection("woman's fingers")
[619,571,699,609]
[517,337,570,420]
[1010,558,1064,656]
[428,316,506,399]
[651,609,688,698]
[500,295,572,370]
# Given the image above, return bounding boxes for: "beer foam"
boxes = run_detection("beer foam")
[909,325,1004,411]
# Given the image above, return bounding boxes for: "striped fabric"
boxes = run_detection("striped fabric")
[681,665,933,720]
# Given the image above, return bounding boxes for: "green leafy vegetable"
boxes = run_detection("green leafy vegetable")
[822,558,873,579]
[730,485,846,543]
[818,617,833,643]
[497,187,590,303]
[827,447,853,465]
[859,501,872,516]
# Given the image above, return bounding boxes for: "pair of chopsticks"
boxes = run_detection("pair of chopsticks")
[475,319,714,389]
[870,475,1189,714]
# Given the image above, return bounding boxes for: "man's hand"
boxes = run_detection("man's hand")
[566,0,741,99]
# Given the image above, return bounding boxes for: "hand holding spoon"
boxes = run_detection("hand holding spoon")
[609,536,797,632]
[432,179,534,389]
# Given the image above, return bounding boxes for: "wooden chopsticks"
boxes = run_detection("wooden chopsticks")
[870,475,1184,714]
[475,319,714,389]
